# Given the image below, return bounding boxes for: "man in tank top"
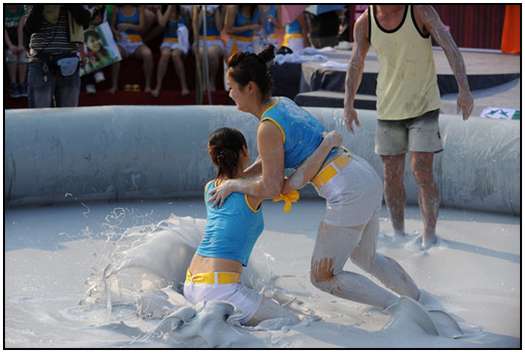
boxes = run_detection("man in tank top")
[343,5,474,249]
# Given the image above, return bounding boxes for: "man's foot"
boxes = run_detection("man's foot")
[421,234,438,250]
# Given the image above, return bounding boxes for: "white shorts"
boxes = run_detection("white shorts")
[197,39,225,52]
[183,280,263,324]
[118,33,144,56]
[317,153,383,227]
[226,37,254,57]
[160,40,189,55]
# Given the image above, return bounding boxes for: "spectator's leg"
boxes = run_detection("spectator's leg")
[171,48,189,96]
[152,47,171,98]
[109,45,126,94]
[135,44,153,93]
[27,62,54,108]
[207,45,222,92]
[55,68,81,107]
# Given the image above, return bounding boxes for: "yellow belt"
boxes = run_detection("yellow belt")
[185,271,241,285]
[126,33,142,42]
[230,35,254,43]
[311,153,352,189]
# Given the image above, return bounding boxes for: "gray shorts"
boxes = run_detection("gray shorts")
[375,109,443,156]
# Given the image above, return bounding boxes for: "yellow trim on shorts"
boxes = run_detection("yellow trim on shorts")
[185,271,241,285]
[230,35,254,42]
[311,154,352,189]
[126,34,142,42]
[163,37,179,43]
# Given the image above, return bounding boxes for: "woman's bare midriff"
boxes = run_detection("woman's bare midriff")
[187,254,243,275]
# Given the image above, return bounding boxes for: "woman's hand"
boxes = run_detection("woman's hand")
[117,23,131,32]
[208,180,235,207]
[322,130,343,149]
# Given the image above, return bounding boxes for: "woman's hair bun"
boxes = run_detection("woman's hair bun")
[257,45,276,65]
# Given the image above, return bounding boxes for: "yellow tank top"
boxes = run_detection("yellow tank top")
[369,5,441,120]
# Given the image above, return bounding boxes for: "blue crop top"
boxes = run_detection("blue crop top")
[261,97,339,169]
[116,7,140,35]
[233,7,260,38]
[196,180,264,267]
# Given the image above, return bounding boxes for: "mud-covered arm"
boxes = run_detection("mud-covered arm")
[343,11,370,132]
[416,5,473,120]
[281,131,342,194]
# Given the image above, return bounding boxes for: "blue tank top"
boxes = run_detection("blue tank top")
[200,11,221,36]
[234,7,260,38]
[164,19,181,39]
[263,5,277,35]
[196,180,264,267]
[116,7,140,35]
[261,97,339,169]
[285,19,302,35]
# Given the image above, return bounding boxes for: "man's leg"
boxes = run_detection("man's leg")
[411,152,439,248]
[381,154,406,236]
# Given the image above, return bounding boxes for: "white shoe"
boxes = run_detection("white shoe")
[86,84,96,94]
[94,71,105,83]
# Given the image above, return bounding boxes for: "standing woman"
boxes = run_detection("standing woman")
[281,12,310,53]
[192,5,225,92]
[109,5,153,94]
[184,127,341,326]
[211,46,423,312]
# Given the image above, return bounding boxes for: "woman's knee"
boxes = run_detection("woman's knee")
[310,257,335,290]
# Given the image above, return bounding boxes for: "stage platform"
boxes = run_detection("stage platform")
[292,47,520,114]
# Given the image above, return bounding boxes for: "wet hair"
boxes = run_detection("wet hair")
[208,127,248,179]
[227,45,275,99]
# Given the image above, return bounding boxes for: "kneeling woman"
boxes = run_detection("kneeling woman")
[184,127,340,326]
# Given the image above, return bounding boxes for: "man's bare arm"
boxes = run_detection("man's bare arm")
[416,5,473,120]
[343,11,370,132]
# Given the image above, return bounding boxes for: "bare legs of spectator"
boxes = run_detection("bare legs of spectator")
[134,45,154,93]
[7,62,18,87]
[109,45,126,94]
[110,44,153,94]
[152,47,171,98]
[197,45,223,92]
[171,49,189,96]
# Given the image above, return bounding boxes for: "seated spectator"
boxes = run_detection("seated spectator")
[5,4,28,98]
[282,13,309,53]
[192,5,225,92]
[224,5,261,57]
[152,5,190,97]
[109,5,153,94]
[259,5,282,49]
[24,5,91,108]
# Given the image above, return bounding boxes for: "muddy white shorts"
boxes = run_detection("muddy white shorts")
[314,151,383,227]
[183,271,263,324]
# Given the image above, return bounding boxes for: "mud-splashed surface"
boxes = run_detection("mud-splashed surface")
[5,199,520,348]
